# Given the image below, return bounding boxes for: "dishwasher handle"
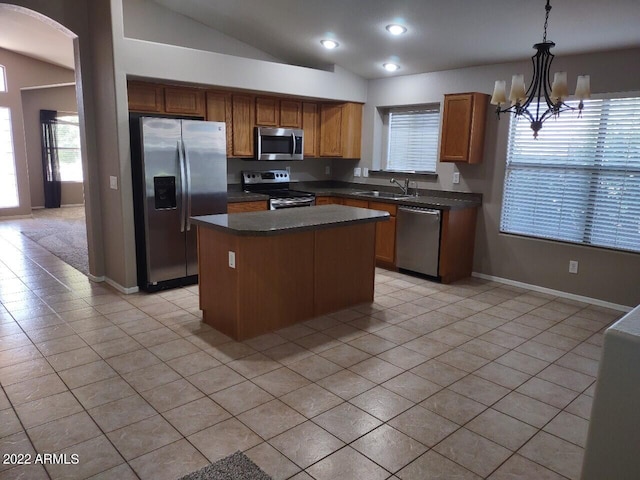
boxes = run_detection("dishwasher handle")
[398,206,441,217]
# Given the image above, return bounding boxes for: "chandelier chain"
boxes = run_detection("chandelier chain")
[543,0,551,42]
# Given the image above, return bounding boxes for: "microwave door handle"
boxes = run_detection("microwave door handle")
[184,140,192,231]
[291,132,296,157]
[178,140,186,233]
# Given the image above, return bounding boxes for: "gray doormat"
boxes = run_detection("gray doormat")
[177,451,272,480]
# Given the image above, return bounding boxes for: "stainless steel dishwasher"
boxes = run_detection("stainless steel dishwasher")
[396,206,441,277]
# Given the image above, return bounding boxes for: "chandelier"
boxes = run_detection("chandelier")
[490,0,591,138]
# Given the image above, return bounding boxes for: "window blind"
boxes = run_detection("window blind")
[387,106,439,172]
[501,96,640,253]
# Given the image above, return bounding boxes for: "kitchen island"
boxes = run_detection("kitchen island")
[191,205,390,340]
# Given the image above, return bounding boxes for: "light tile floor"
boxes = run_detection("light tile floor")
[0,219,623,480]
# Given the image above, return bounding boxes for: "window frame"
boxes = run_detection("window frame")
[381,103,441,174]
[500,91,640,254]
[0,65,6,92]
[53,114,83,183]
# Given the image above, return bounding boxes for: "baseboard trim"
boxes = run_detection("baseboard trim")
[87,273,105,283]
[0,214,33,220]
[472,272,633,313]
[104,277,139,295]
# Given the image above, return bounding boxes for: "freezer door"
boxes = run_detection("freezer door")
[140,117,187,284]
[181,120,228,276]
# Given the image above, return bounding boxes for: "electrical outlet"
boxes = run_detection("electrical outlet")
[569,260,578,274]
[363,168,369,177]
[228,251,236,269]
[109,176,118,190]
[325,166,331,175]
[354,167,362,177]
[452,172,460,184]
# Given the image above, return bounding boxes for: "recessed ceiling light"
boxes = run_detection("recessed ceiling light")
[386,24,407,35]
[383,63,400,72]
[320,39,339,49]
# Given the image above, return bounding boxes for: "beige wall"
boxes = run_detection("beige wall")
[349,47,640,308]
[21,84,84,208]
[0,47,75,216]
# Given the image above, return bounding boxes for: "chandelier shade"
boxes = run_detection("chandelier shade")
[491,0,591,138]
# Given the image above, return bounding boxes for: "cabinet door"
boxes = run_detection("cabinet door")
[320,104,343,157]
[342,198,368,208]
[375,216,396,264]
[280,100,302,128]
[227,201,268,213]
[439,93,487,164]
[340,103,362,159]
[232,95,255,157]
[206,91,233,157]
[165,87,205,116]
[127,82,164,113]
[302,102,320,157]
[255,97,279,126]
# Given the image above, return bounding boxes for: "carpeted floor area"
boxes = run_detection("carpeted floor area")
[19,206,89,275]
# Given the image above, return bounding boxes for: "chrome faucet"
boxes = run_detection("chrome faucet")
[390,177,410,195]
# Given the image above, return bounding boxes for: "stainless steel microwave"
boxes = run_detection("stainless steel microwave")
[255,127,303,161]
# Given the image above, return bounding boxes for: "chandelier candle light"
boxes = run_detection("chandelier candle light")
[490,0,591,138]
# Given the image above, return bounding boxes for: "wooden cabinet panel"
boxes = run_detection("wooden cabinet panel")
[206,91,233,157]
[368,201,397,216]
[302,102,320,157]
[315,196,342,206]
[164,87,205,116]
[342,198,369,208]
[227,201,268,213]
[232,95,255,157]
[280,100,302,128]
[375,216,396,265]
[320,103,362,158]
[439,207,478,283]
[439,92,488,164]
[320,104,343,157]
[127,82,164,113]
[255,97,279,126]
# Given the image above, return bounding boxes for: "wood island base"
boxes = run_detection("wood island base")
[197,222,376,340]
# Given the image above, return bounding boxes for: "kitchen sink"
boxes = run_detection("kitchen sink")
[352,190,415,200]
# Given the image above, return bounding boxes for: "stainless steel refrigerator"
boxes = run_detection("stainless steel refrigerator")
[130,115,227,291]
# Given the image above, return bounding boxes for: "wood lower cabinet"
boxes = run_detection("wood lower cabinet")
[439,92,488,164]
[232,95,254,157]
[315,196,342,206]
[320,103,362,158]
[342,198,369,209]
[439,207,478,283]
[369,201,397,266]
[227,201,268,213]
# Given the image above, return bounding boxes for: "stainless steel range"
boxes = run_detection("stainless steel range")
[241,170,315,210]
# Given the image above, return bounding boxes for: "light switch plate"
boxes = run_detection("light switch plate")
[569,260,578,274]
[363,168,369,177]
[452,172,460,184]
[325,166,331,175]
[109,176,118,190]
[228,251,236,269]
[354,167,361,177]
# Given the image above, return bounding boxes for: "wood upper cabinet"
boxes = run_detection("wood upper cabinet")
[164,87,205,116]
[232,95,255,157]
[206,91,233,157]
[280,100,302,128]
[320,102,362,158]
[302,102,320,157]
[127,81,164,113]
[439,92,488,164]
[255,97,279,126]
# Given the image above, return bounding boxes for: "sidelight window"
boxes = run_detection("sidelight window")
[0,107,19,208]
[500,95,640,253]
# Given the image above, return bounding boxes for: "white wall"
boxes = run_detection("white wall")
[122,0,281,63]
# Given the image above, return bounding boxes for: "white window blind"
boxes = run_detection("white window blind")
[386,105,439,172]
[501,96,640,253]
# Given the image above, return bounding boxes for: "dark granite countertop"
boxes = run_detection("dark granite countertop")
[191,204,389,236]
[295,185,481,210]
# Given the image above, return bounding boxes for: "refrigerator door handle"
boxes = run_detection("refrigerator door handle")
[184,140,193,231]
[291,132,296,157]
[178,139,187,233]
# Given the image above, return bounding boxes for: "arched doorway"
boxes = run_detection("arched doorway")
[0,3,103,280]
